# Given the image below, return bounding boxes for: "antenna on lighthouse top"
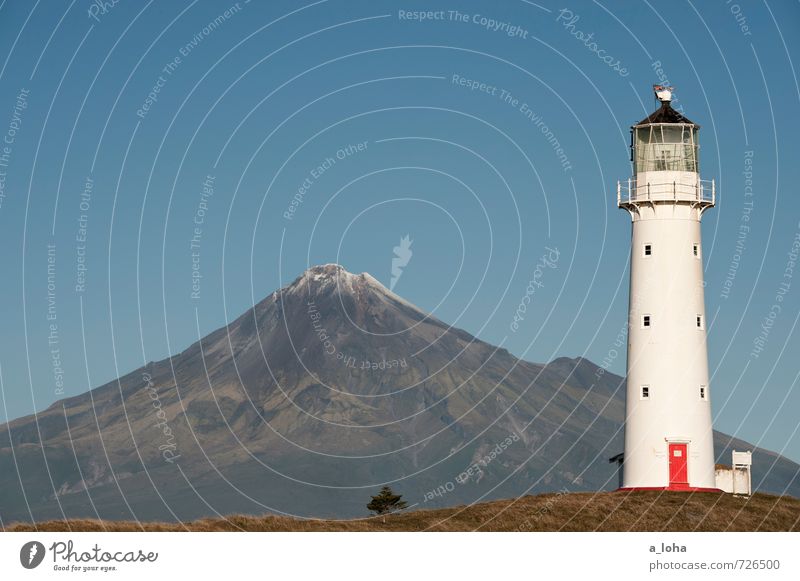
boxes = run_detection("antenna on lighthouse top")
[653,84,673,104]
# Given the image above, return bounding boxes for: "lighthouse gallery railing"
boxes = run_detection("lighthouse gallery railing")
[617,178,715,207]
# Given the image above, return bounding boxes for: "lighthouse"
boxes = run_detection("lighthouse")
[616,85,718,491]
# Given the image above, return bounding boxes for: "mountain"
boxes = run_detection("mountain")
[1,264,798,523]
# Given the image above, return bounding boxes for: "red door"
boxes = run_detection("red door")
[668,443,688,487]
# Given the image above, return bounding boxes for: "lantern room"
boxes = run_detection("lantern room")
[633,120,698,174]
[618,86,714,208]
[632,87,699,175]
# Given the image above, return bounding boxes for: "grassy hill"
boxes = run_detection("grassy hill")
[5,491,799,532]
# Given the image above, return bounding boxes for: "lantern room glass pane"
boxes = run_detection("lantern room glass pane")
[634,125,698,173]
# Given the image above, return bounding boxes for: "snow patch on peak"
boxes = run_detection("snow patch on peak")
[284,264,356,295]
[306,263,346,276]
[284,264,427,318]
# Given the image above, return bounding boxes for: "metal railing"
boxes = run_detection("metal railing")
[617,178,715,206]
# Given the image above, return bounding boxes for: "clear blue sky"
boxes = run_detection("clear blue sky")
[0,0,799,463]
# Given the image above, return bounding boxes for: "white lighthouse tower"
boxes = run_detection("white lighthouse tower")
[617,86,718,491]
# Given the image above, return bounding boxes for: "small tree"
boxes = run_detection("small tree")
[367,486,408,521]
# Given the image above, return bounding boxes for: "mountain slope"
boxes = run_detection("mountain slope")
[0,264,797,523]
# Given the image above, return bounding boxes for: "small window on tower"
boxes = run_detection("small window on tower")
[642,315,651,328]
[641,386,650,400]
[693,243,700,258]
[696,315,704,329]
[700,385,707,400]
[644,243,652,257]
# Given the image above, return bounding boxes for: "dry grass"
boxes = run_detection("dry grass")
[4,491,799,532]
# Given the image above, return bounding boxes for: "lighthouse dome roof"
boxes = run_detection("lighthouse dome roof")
[634,101,699,127]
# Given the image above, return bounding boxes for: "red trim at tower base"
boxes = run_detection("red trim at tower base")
[616,486,722,493]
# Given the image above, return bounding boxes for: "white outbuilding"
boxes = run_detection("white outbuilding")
[715,450,753,495]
